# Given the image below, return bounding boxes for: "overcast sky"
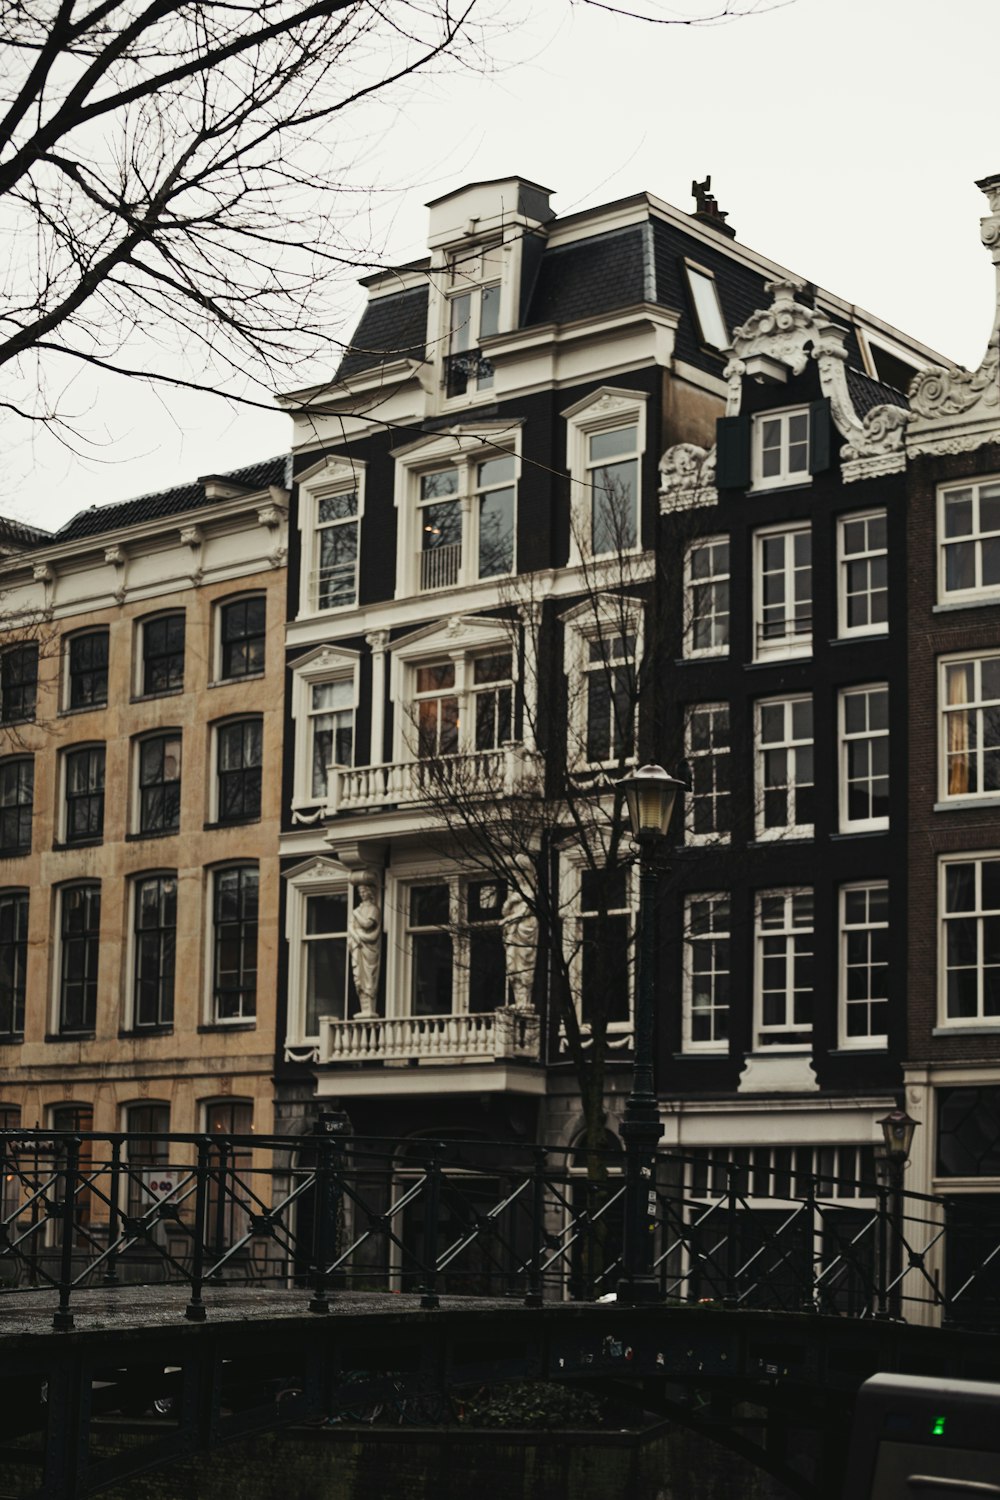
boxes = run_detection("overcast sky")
[11,0,999,531]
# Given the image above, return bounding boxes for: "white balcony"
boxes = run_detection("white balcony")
[318,1007,540,1065]
[419,542,462,591]
[330,744,533,812]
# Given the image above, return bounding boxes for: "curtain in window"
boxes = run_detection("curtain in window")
[947,665,972,795]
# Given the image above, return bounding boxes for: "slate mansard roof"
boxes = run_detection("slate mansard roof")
[332,190,934,401]
[53,456,290,543]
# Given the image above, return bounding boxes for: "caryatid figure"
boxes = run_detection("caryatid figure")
[348,869,382,1018]
[502,855,539,1010]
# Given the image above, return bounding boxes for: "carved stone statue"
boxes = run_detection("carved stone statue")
[502,856,539,1010]
[348,869,382,1018]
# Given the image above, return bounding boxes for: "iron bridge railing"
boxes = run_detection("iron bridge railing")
[1,1129,998,1332]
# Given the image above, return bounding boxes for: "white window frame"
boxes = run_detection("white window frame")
[754,695,814,840]
[753,523,812,661]
[685,702,731,846]
[390,615,516,765]
[753,888,814,1052]
[939,852,1000,1030]
[131,728,182,837]
[295,455,366,619]
[684,261,728,351]
[289,646,360,813]
[134,611,185,699]
[750,406,811,492]
[283,857,353,1046]
[939,650,1000,803]
[204,860,259,1026]
[125,870,178,1032]
[559,849,636,1049]
[839,684,889,833]
[837,510,888,638]
[383,864,508,1021]
[938,476,1000,605]
[561,388,648,566]
[392,426,521,598]
[858,328,925,389]
[838,881,889,1050]
[682,892,731,1053]
[442,238,505,405]
[560,594,643,772]
[212,591,266,684]
[684,536,730,658]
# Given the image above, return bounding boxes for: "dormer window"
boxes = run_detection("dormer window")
[445,241,502,399]
[754,407,810,488]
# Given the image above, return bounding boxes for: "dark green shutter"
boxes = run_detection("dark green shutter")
[808,398,832,474]
[715,413,751,489]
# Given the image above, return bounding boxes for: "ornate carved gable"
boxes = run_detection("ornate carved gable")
[908,173,1000,457]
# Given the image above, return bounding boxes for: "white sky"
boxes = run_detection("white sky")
[10,0,999,531]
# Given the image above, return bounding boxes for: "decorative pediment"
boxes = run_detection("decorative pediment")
[290,643,361,678]
[658,443,718,511]
[390,612,511,658]
[390,420,523,462]
[908,173,1000,457]
[296,453,366,491]
[282,855,346,885]
[558,592,642,630]
[559,386,648,424]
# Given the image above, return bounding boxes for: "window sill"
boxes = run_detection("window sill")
[932,1025,1000,1037]
[933,597,1000,613]
[197,1022,256,1033]
[828,829,889,841]
[745,653,813,669]
[0,1034,23,1045]
[126,828,179,843]
[828,1045,888,1055]
[131,688,184,704]
[749,833,814,846]
[45,1031,95,1043]
[118,1026,173,1038]
[0,848,30,859]
[674,1049,727,1059]
[835,822,890,837]
[677,651,729,664]
[209,673,265,689]
[59,702,108,717]
[829,632,890,645]
[53,838,103,851]
[933,796,1000,812]
[203,817,261,831]
[747,479,814,496]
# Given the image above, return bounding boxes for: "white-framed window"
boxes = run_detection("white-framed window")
[561,852,635,1045]
[941,652,1000,800]
[683,892,730,1052]
[295,455,366,618]
[562,388,648,564]
[839,685,889,831]
[393,429,520,597]
[444,240,503,401]
[751,407,810,490]
[392,872,507,1018]
[561,594,643,771]
[837,511,888,637]
[288,646,359,811]
[753,525,811,660]
[755,696,813,839]
[839,882,888,1048]
[685,703,730,844]
[208,863,258,1024]
[283,860,358,1044]
[754,889,813,1050]
[407,650,514,760]
[939,477,1000,603]
[684,537,729,657]
[684,263,728,351]
[939,854,1000,1027]
[129,873,177,1030]
[136,612,185,697]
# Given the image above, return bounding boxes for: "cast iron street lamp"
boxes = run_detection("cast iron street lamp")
[616,762,685,1303]
[877,1108,920,1319]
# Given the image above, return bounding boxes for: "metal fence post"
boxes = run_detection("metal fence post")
[186,1137,211,1322]
[420,1154,442,1310]
[52,1135,80,1331]
[723,1161,739,1309]
[308,1135,334,1314]
[525,1148,546,1308]
[875,1181,890,1320]
[103,1137,122,1287]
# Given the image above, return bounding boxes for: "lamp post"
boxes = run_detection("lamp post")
[877,1108,919,1320]
[616,763,685,1303]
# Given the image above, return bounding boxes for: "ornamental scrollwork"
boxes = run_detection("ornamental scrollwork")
[658,442,717,511]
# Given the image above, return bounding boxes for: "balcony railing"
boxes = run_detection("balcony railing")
[331,744,531,812]
[318,1006,540,1065]
[419,542,462,591]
